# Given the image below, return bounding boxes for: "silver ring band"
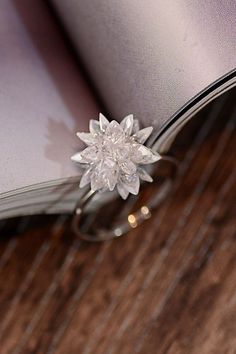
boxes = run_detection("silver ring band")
[72,155,178,241]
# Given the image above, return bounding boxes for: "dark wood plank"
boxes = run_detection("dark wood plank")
[0,93,235,354]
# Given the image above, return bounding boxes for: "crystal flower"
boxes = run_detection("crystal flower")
[71,114,161,199]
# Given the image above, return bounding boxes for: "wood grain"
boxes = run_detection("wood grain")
[0,93,235,354]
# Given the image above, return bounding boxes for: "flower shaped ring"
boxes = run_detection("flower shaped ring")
[71,114,178,241]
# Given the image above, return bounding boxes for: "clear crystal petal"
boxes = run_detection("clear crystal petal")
[132,145,161,164]
[89,120,101,134]
[76,132,96,146]
[120,114,134,136]
[121,173,140,195]
[120,160,137,174]
[138,167,153,182]
[106,121,125,142]
[99,113,109,131]
[115,142,131,161]
[132,119,140,134]
[71,152,88,163]
[91,169,107,191]
[133,127,153,144]
[117,183,129,200]
[79,168,93,188]
[107,170,118,191]
[81,146,99,161]
[100,158,118,191]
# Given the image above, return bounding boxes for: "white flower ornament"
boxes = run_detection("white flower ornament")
[71,114,161,200]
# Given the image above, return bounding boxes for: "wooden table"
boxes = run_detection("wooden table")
[0,92,235,354]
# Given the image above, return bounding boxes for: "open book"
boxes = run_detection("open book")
[1,0,235,220]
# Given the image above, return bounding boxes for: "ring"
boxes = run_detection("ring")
[71,114,178,241]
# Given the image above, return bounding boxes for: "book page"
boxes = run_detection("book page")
[0,0,100,196]
[51,0,236,151]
